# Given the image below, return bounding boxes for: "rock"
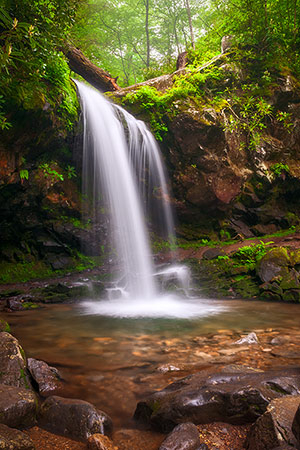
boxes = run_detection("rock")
[87,434,115,450]
[234,332,258,345]
[0,423,35,449]
[134,368,300,432]
[282,289,300,302]
[6,298,25,311]
[27,358,62,396]
[0,384,37,428]
[0,332,31,388]
[292,403,300,445]
[198,446,209,450]
[159,422,201,450]
[202,248,224,260]
[157,364,181,373]
[245,396,300,450]
[270,336,288,345]
[257,248,290,283]
[39,396,113,441]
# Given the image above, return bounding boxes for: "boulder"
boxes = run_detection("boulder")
[27,358,62,396]
[87,434,115,450]
[292,403,300,445]
[134,368,300,432]
[39,396,113,441]
[0,423,35,449]
[159,423,201,450]
[0,332,31,389]
[257,248,290,283]
[0,384,37,428]
[245,396,300,450]
[6,298,25,311]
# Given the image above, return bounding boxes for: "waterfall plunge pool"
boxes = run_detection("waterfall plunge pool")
[3,298,300,429]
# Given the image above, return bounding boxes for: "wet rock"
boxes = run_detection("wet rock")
[0,332,31,388]
[245,396,300,450]
[39,396,113,441]
[87,434,115,450]
[282,289,300,302]
[157,364,181,373]
[292,403,300,445]
[27,358,62,396]
[134,368,300,432]
[0,384,37,428]
[6,298,25,311]
[234,332,258,345]
[0,423,35,449]
[159,422,201,450]
[270,336,288,346]
[257,248,290,283]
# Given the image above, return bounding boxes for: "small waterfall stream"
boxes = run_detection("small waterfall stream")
[76,81,197,317]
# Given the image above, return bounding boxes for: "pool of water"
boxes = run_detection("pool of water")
[3,297,300,428]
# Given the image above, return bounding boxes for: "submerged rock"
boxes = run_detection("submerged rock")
[0,384,37,428]
[158,422,201,450]
[0,423,35,449]
[0,332,31,389]
[27,358,62,396]
[39,396,113,441]
[134,368,300,432]
[234,332,259,345]
[245,396,300,450]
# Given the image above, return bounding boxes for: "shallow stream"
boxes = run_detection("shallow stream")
[3,298,300,429]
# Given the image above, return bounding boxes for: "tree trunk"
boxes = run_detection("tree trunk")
[64,44,120,92]
[185,0,195,50]
[145,0,150,68]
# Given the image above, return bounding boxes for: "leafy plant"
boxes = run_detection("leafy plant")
[270,163,290,177]
[38,162,64,182]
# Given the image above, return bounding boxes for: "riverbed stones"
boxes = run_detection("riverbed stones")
[158,423,201,450]
[39,396,113,441]
[0,384,37,428]
[0,423,35,449]
[134,368,300,432]
[245,396,300,450]
[0,332,31,389]
[234,332,258,345]
[27,358,62,396]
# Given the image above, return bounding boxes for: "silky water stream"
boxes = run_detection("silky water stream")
[4,82,300,434]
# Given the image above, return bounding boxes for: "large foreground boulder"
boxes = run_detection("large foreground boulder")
[159,422,201,450]
[134,368,300,432]
[0,423,35,449]
[0,384,37,428]
[27,358,62,396]
[0,332,31,389]
[245,395,300,449]
[39,396,113,441]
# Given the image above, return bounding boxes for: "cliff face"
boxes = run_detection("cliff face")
[1,54,300,284]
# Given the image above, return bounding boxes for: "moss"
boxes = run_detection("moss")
[22,302,40,310]
[0,319,10,333]
[0,261,55,284]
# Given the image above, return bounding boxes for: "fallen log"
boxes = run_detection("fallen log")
[64,44,120,92]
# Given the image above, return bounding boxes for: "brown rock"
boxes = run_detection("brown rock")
[0,384,37,428]
[245,396,300,450]
[292,403,300,445]
[87,434,115,450]
[0,423,35,449]
[27,358,62,396]
[159,422,201,450]
[0,332,31,389]
[39,396,113,441]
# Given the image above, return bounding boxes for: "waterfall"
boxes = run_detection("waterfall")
[76,80,179,301]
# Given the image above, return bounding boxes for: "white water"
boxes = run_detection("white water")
[76,81,222,319]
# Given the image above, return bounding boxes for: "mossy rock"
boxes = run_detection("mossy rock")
[260,291,282,301]
[290,249,300,265]
[280,271,300,290]
[232,276,260,298]
[282,289,300,302]
[261,282,283,296]
[257,247,290,283]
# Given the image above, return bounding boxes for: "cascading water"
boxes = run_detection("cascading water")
[76,81,224,319]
